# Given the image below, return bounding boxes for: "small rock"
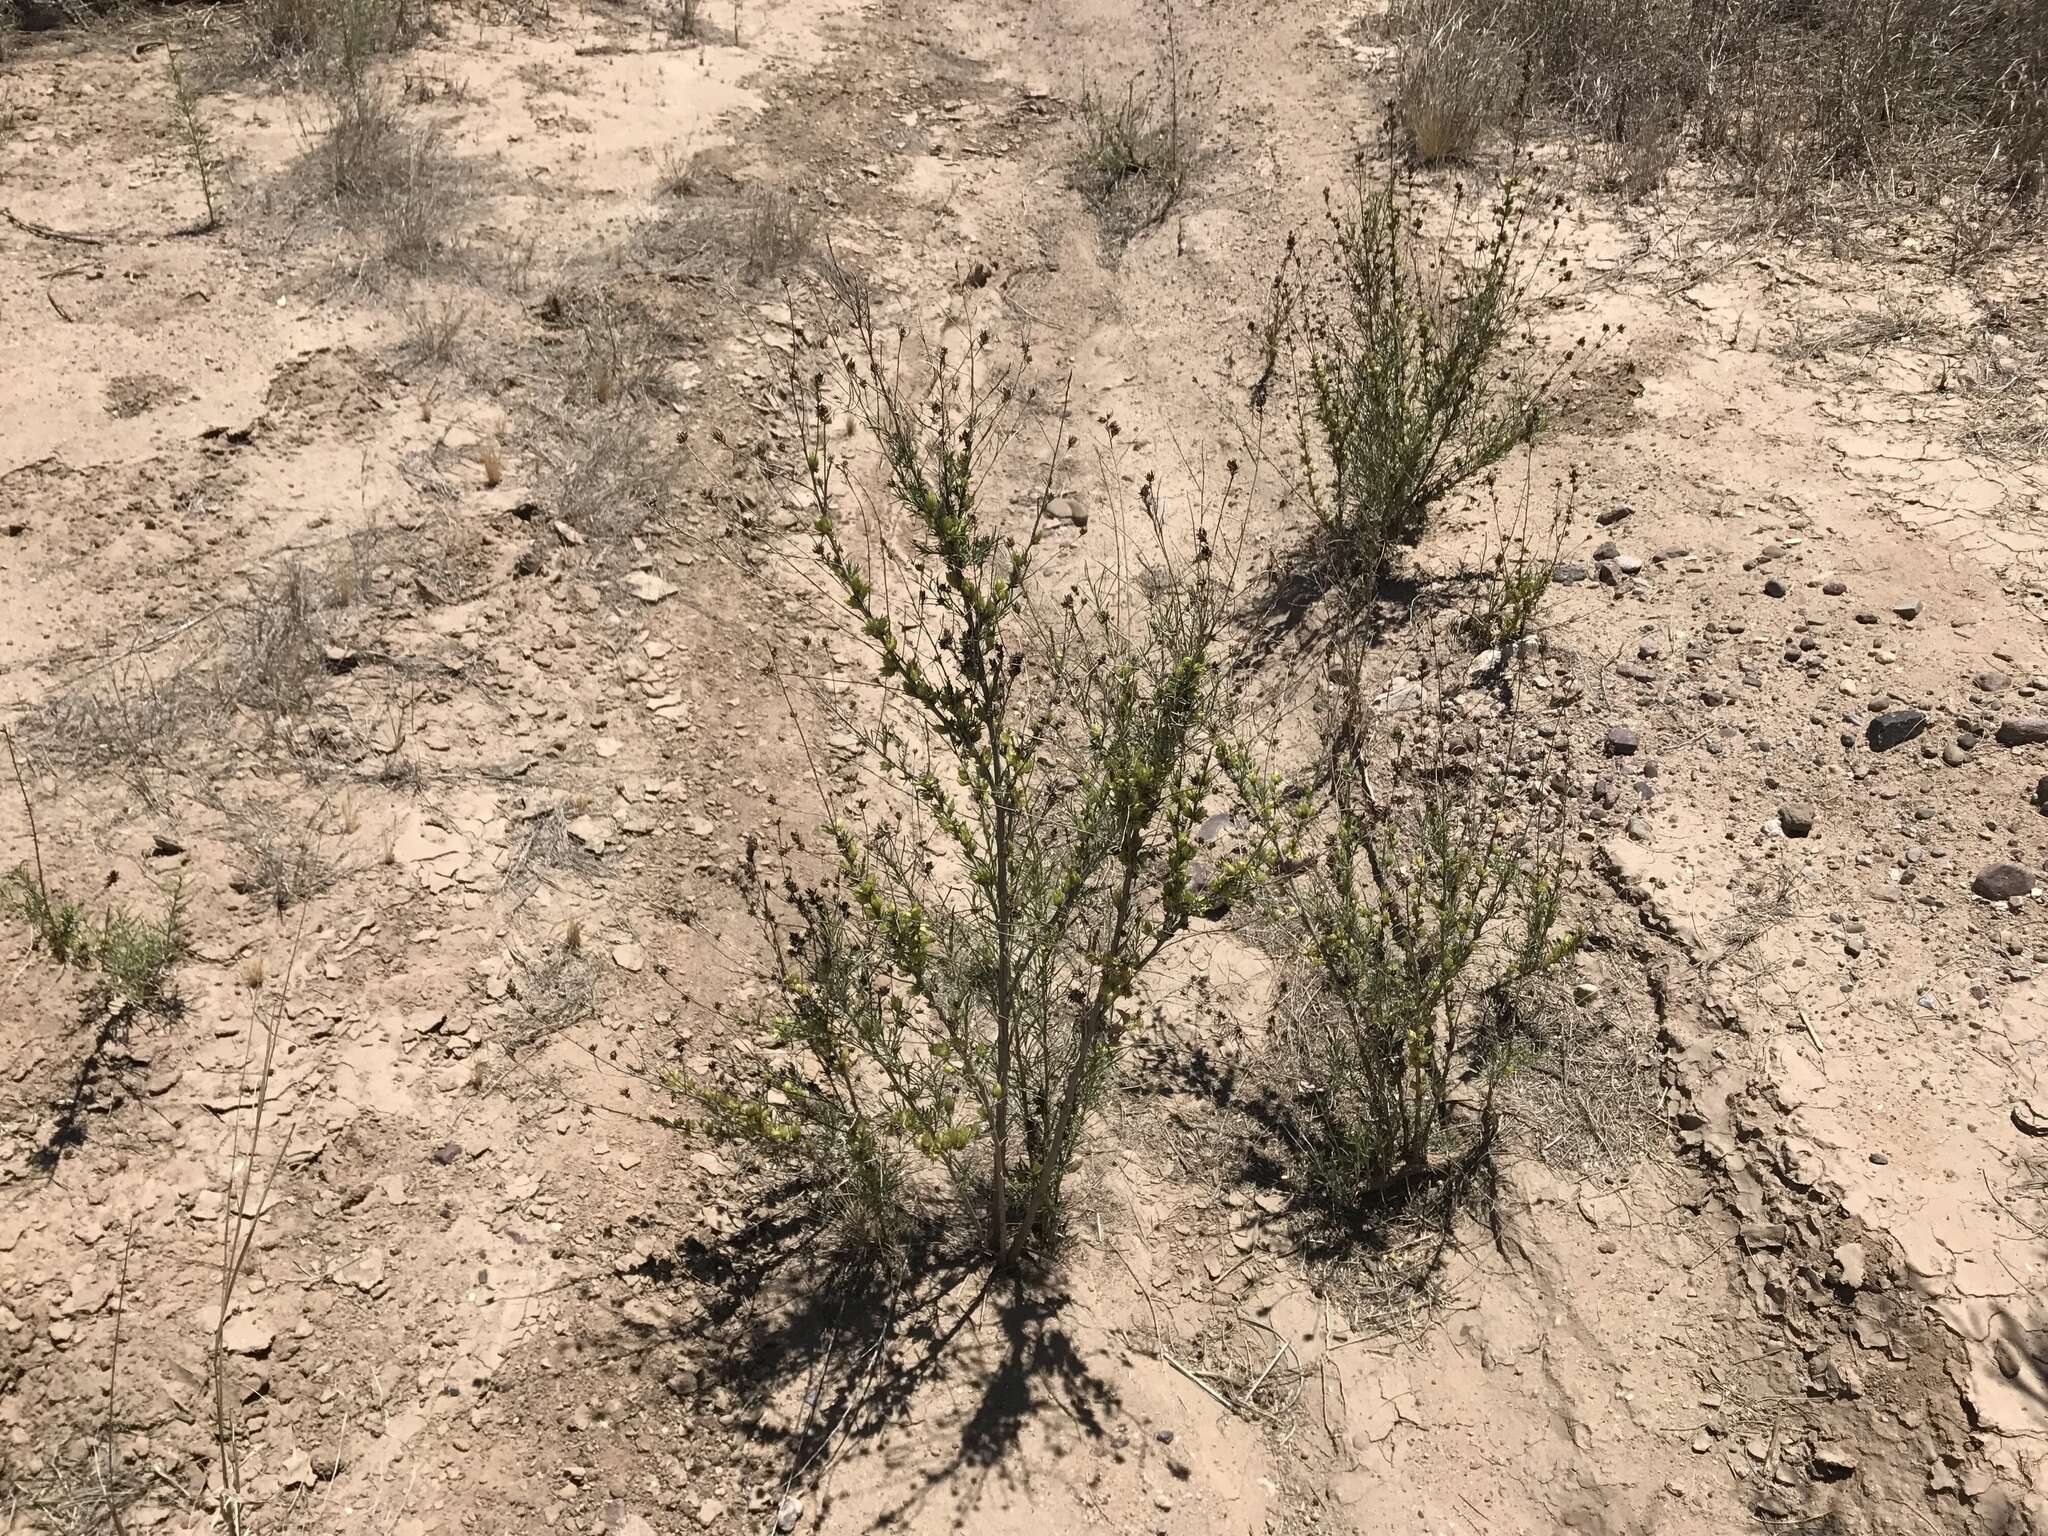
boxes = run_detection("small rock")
[693,1499,727,1528]
[1604,725,1639,757]
[1572,981,1601,1006]
[1972,862,2035,901]
[1764,577,1788,598]
[1893,599,1922,620]
[1831,1242,1866,1291]
[1975,670,2011,694]
[1596,503,1634,526]
[612,943,646,973]
[431,1141,464,1165]
[1866,708,1927,751]
[623,571,677,603]
[2033,775,2048,809]
[1778,804,1815,838]
[1625,814,1651,842]
[1822,580,1847,596]
[1943,743,1968,767]
[775,1494,804,1533]
[2012,1100,2047,1137]
[1810,1444,1858,1482]
[221,1314,275,1356]
[1995,717,2048,747]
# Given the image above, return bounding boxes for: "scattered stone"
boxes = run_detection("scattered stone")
[1778,804,1815,838]
[612,943,646,973]
[1866,709,1928,750]
[1822,580,1847,596]
[1763,577,1788,598]
[1596,503,1634,526]
[2012,1100,2047,1137]
[1604,726,1639,757]
[1995,717,2048,747]
[1811,1444,1858,1482]
[1625,814,1650,842]
[1975,670,2011,694]
[1593,540,1621,561]
[623,571,677,603]
[775,1494,804,1533]
[2033,775,2048,809]
[431,1141,464,1165]
[1893,599,1922,620]
[1554,562,1589,584]
[693,1500,727,1529]
[1972,862,2035,901]
[1830,1242,1867,1291]
[221,1314,275,1357]
[1572,982,1601,1006]
[336,1249,387,1293]
[1943,742,1968,766]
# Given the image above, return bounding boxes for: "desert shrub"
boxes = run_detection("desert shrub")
[1388,0,1519,163]
[5,865,188,1008]
[1440,0,2047,217]
[682,307,1245,1264]
[1284,169,1568,588]
[1457,466,1574,651]
[248,0,429,70]
[737,190,810,284]
[1073,25,1200,237]
[1239,677,1578,1210]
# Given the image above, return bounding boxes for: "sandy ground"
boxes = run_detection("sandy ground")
[3,0,2047,1533]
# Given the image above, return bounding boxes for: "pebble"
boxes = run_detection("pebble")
[1975,670,2011,694]
[1822,580,1847,596]
[1604,725,1640,757]
[1893,599,1922,620]
[776,1494,804,1532]
[1995,717,2048,747]
[1763,577,1788,598]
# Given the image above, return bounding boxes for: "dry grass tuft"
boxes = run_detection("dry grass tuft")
[505,939,598,1050]
[1389,0,1517,163]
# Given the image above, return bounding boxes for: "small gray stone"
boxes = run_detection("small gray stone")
[1625,814,1650,842]
[1943,743,1968,767]
[1893,599,1922,620]
[1822,580,1847,596]
[1996,717,2048,747]
[1975,670,2011,694]
[1972,862,2035,901]
[1596,503,1634,526]
[1763,577,1788,598]
[1604,725,1640,757]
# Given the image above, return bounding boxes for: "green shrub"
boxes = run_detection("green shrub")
[1249,713,1578,1208]
[1284,169,1563,588]
[7,867,188,1008]
[682,307,1245,1264]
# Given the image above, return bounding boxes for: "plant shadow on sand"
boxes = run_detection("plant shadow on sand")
[575,1187,1121,1524]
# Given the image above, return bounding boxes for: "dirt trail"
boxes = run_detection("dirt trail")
[2,0,2046,1531]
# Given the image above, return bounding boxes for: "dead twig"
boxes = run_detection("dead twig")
[6,206,105,246]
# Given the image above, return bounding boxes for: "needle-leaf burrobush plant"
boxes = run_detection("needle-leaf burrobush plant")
[686,296,1250,1266]
[1282,168,1579,593]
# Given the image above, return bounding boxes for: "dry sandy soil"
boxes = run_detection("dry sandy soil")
[3,0,2048,1532]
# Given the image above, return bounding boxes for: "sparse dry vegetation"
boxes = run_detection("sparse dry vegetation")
[1389,0,2047,230]
[1073,32,1201,237]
